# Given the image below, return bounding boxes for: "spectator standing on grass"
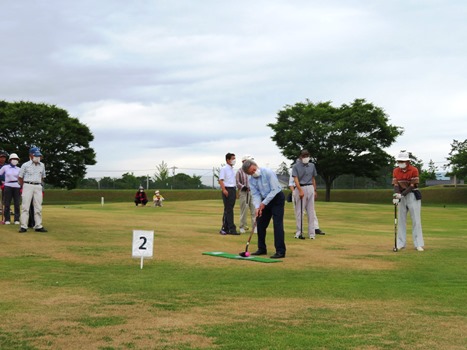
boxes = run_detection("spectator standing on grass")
[18,147,47,233]
[134,186,148,206]
[219,152,238,235]
[392,150,425,252]
[236,155,256,234]
[288,171,326,236]
[0,153,21,224]
[0,150,8,212]
[242,159,286,259]
[291,149,318,239]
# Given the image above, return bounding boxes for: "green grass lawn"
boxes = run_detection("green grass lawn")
[0,201,466,349]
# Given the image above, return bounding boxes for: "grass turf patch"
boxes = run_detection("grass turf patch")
[0,201,466,349]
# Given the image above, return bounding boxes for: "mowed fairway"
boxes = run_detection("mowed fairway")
[0,200,466,350]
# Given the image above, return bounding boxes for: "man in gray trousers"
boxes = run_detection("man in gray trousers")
[291,149,318,239]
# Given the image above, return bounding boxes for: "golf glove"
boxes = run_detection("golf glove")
[393,193,402,199]
[392,198,400,205]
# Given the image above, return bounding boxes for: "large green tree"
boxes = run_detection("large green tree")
[446,139,467,179]
[269,99,402,201]
[0,100,96,189]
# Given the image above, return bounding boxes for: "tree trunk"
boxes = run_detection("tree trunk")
[324,178,332,202]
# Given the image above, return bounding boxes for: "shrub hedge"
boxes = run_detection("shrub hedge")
[43,186,467,205]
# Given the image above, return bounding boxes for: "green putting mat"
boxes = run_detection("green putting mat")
[202,251,282,263]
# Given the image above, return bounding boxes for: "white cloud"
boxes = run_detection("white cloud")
[1,0,466,179]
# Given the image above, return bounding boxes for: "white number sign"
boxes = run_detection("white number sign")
[132,230,154,258]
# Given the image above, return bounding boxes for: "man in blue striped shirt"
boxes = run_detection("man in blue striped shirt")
[242,159,286,259]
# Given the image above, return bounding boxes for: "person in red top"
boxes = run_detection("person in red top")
[392,150,425,251]
[134,186,148,206]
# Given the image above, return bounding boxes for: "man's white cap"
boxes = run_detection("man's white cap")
[396,150,410,161]
[242,154,254,161]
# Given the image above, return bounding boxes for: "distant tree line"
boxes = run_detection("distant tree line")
[77,171,209,190]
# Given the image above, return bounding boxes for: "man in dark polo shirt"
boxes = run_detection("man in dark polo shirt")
[291,149,318,239]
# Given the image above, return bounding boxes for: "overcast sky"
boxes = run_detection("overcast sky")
[1,0,466,179]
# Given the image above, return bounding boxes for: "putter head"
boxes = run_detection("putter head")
[393,247,398,252]
[239,252,247,257]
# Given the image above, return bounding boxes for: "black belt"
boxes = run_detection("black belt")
[300,184,312,186]
[24,182,41,185]
[7,181,18,183]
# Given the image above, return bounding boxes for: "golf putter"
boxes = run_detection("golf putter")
[239,219,257,257]
[393,203,398,252]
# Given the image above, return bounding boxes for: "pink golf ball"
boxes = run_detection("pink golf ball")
[245,252,250,257]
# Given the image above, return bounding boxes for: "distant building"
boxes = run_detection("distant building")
[426,177,464,187]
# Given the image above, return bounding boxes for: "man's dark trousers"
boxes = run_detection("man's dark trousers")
[222,187,237,233]
[256,191,286,255]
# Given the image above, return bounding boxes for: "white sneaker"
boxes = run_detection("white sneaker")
[309,235,316,240]
[239,228,246,234]
[416,246,424,252]
[14,221,20,225]
[4,221,10,225]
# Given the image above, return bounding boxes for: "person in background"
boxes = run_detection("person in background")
[291,149,318,239]
[153,190,164,207]
[236,155,256,234]
[0,150,8,215]
[242,159,286,259]
[288,170,326,236]
[134,186,148,206]
[18,148,47,233]
[392,150,425,252]
[219,152,238,235]
[0,153,21,224]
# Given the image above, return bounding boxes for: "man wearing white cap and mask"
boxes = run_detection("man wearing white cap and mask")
[236,155,256,234]
[392,150,425,251]
[18,147,47,233]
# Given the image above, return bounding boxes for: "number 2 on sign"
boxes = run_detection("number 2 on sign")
[139,236,147,250]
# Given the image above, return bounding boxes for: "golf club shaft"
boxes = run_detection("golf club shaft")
[244,219,257,252]
[300,196,303,235]
[394,204,398,250]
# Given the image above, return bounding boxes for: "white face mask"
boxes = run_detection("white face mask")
[11,160,19,166]
[252,169,261,178]
[230,159,236,166]
[302,157,310,164]
[398,162,407,169]
[33,157,40,163]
